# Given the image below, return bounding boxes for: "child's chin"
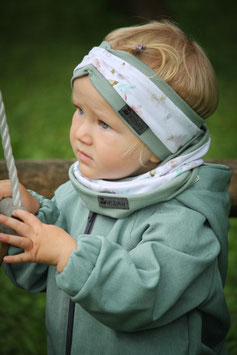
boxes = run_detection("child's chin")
[79,167,98,180]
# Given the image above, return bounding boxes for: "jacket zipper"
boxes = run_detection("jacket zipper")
[65,211,97,355]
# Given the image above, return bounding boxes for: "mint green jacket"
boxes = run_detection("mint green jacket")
[3,163,231,355]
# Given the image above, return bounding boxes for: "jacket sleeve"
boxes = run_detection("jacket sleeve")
[55,204,226,331]
[2,190,62,293]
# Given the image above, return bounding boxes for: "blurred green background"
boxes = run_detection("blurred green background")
[0,0,236,354]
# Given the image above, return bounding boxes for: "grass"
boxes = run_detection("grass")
[0,10,236,354]
[0,272,47,354]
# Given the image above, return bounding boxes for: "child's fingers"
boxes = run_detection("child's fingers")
[3,252,33,264]
[0,233,33,251]
[0,180,12,199]
[12,209,41,227]
[0,214,31,237]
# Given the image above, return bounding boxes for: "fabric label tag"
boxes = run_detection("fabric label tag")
[98,196,129,210]
[119,104,148,135]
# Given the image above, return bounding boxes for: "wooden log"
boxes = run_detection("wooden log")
[0,159,236,217]
[0,159,74,199]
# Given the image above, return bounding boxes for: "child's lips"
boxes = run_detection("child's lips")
[78,149,93,162]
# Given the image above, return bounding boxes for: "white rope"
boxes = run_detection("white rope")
[0,91,21,207]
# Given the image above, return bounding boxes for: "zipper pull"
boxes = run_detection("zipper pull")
[87,211,94,223]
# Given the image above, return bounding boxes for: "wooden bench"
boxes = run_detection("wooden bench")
[0,159,236,217]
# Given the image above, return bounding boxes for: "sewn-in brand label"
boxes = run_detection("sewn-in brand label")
[118,104,148,135]
[98,196,129,210]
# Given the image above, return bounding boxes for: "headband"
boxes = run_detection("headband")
[71,41,205,160]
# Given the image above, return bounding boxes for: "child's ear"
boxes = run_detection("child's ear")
[149,153,160,164]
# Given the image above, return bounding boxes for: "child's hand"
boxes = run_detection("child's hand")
[0,180,40,214]
[0,209,77,273]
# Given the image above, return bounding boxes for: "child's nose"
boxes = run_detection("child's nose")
[75,118,93,145]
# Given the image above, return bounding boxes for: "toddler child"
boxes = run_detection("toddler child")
[0,20,231,355]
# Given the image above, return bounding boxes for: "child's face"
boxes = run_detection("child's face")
[70,76,158,180]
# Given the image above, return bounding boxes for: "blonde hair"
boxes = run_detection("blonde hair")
[105,20,218,119]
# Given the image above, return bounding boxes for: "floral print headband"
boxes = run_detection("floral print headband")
[71,41,206,161]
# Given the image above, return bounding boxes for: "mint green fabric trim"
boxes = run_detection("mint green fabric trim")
[69,165,198,218]
[100,41,204,128]
[72,64,170,160]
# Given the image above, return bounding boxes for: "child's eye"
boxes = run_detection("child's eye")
[78,108,84,115]
[100,120,110,130]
